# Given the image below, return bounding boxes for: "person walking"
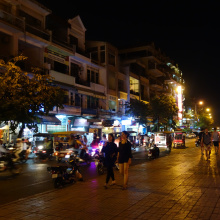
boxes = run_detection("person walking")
[116,131,133,190]
[201,128,212,160]
[198,128,205,155]
[102,133,118,188]
[212,127,219,155]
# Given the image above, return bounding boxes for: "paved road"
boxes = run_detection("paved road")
[3,138,219,220]
[0,139,195,206]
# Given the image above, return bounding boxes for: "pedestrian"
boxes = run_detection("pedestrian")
[137,133,141,146]
[201,128,212,160]
[198,128,205,155]
[212,127,219,155]
[144,134,149,150]
[116,131,133,190]
[102,133,118,188]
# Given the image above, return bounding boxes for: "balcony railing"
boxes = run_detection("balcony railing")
[25,24,50,41]
[81,108,97,116]
[0,9,25,31]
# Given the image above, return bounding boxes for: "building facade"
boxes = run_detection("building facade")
[0,0,185,140]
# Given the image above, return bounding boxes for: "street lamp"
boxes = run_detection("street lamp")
[206,108,211,112]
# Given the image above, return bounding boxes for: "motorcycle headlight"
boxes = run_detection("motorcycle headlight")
[38,145,43,150]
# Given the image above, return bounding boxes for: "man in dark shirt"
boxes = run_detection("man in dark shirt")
[201,128,212,160]
[198,128,204,155]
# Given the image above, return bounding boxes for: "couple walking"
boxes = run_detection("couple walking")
[200,127,219,160]
[102,131,133,190]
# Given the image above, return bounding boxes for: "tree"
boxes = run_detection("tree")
[126,98,150,126]
[197,113,213,131]
[150,94,179,131]
[0,56,64,136]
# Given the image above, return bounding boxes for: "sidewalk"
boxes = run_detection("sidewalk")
[1,145,220,220]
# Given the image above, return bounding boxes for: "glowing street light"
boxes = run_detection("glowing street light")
[206,108,211,112]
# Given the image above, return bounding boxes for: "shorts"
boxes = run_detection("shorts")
[213,141,219,147]
[203,143,211,151]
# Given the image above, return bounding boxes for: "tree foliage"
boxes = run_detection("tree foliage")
[150,94,179,130]
[197,113,214,131]
[0,56,64,135]
[126,99,150,126]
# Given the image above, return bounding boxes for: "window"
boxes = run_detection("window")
[100,45,105,63]
[96,72,99,84]
[70,62,80,77]
[118,79,124,92]
[54,61,67,74]
[130,77,139,96]
[87,68,99,84]
[69,35,78,47]
[70,92,74,105]
[108,53,115,66]
[87,70,90,82]
[91,71,95,83]
[75,94,81,107]
[87,96,99,109]
[88,47,98,62]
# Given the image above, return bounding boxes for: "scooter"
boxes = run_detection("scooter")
[195,139,200,147]
[76,149,92,165]
[0,153,21,174]
[147,144,160,159]
[9,146,29,163]
[47,155,83,188]
[95,153,105,175]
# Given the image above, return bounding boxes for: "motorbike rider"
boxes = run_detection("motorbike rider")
[91,133,100,149]
[0,139,17,171]
[14,138,23,162]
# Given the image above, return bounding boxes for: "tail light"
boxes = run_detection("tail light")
[42,150,46,153]
[33,151,37,153]
[54,152,58,156]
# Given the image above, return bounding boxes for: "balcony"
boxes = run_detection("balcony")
[81,108,97,116]
[150,84,163,91]
[26,24,50,41]
[148,68,164,77]
[49,105,81,115]
[0,9,25,32]
[50,70,75,86]
[118,91,128,100]
[90,82,105,94]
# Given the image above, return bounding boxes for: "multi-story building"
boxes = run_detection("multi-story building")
[0,0,185,139]
[0,0,108,138]
[118,43,185,130]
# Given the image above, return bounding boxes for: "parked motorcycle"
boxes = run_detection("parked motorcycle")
[195,139,200,147]
[47,155,83,188]
[147,145,160,159]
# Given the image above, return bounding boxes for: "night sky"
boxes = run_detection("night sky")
[36,0,220,124]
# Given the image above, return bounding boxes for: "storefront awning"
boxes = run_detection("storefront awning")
[38,116,61,125]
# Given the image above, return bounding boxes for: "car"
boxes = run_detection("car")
[186,133,196,139]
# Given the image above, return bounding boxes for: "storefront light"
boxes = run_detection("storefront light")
[56,115,66,119]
